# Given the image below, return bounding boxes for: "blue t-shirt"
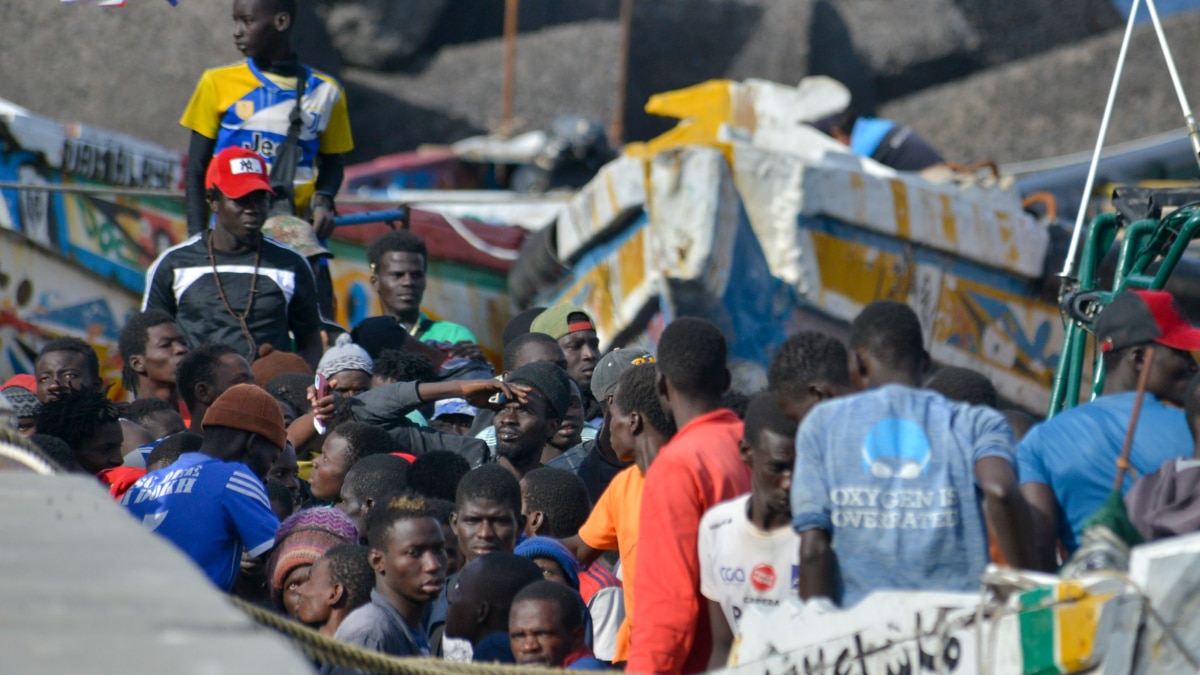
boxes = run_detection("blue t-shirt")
[120,452,280,590]
[791,385,1014,607]
[1018,392,1191,553]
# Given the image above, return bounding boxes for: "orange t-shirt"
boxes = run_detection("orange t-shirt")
[627,409,751,675]
[578,465,645,662]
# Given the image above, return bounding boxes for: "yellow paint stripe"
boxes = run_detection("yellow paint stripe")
[1055,591,1111,672]
[939,194,957,245]
[889,179,911,239]
[606,173,620,217]
[618,228,647,297]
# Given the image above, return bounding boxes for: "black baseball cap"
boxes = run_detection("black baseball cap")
[1095,290,1200,353]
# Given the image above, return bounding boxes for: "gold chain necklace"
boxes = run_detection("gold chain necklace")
[206,231,262,361]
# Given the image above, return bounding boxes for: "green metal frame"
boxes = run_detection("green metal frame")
[1047,208,1200,417]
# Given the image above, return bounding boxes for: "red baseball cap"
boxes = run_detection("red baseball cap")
[205,147,274,198]
[1095,290,1200,352]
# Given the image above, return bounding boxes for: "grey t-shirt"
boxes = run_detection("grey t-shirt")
[790,384,1014,607]
[321,589,428,675]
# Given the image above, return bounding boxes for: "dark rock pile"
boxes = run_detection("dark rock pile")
[882,8,1200,164]
[2,0,1194,166]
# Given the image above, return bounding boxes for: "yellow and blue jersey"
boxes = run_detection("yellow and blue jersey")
[180,59,353,213]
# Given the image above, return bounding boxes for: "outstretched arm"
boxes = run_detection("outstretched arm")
[561,535,604,567]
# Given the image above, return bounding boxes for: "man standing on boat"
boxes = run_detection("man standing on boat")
[813,107,945,172]
[143,147,324,369]
[180,0,353,317]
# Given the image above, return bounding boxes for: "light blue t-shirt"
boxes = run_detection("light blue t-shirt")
[1018,392,1191,553]
[849,117,897,157]
[791,385,1014,607]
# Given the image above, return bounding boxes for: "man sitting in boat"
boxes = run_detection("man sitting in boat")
[813,107,945,172]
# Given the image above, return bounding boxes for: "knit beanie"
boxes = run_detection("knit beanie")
[251,343,313,387]
[1,386,41,417]
[514,536,581,590]
[267,507,360,611]
[507,361,573,420]
[202,383,288,451]
[318,333,374,379]
[349,317,407,360]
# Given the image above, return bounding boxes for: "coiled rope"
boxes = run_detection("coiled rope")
[228,596,563,675]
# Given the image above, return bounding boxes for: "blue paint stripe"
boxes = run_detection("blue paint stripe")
[67,246,146,293]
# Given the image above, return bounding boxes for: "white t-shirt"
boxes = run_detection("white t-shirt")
[698,494,800,630]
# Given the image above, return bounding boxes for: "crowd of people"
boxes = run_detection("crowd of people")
[7,0,1200,673]
[10,182,1200,672]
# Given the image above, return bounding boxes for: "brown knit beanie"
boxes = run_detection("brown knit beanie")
[251,343,313,387]
[202,383,288,451]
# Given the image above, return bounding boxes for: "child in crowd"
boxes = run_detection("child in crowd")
[699,393,800,669]
[294,544,376,638]
[309,422,397,504]
[326,495,447,671]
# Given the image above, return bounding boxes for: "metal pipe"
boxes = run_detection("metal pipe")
[0,182,575,205]
[332,209,409,227]
[609,0,635,147]
[500,0,520,138]
[1058,0,1142,282]
[338,190,572,205]
[1150,213,1200,288]
[1143,0,1200,172]
[1114,218,1159,281]
[1049,212,1119,417]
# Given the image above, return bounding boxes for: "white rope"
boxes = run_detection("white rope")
[1144,0,1195,123]
[1060,0,1143,279]
[1143,0,1200,169]
[0,442,58,475]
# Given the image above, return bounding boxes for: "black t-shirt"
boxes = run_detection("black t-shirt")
[143,234,322,359]
[871,124,945,172]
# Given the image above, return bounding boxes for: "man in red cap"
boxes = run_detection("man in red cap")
[142,146,323,369]
[1019,289,1200,569]
[121,383,286,592]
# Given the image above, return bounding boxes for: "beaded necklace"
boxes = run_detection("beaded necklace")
[206,231,262,361]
